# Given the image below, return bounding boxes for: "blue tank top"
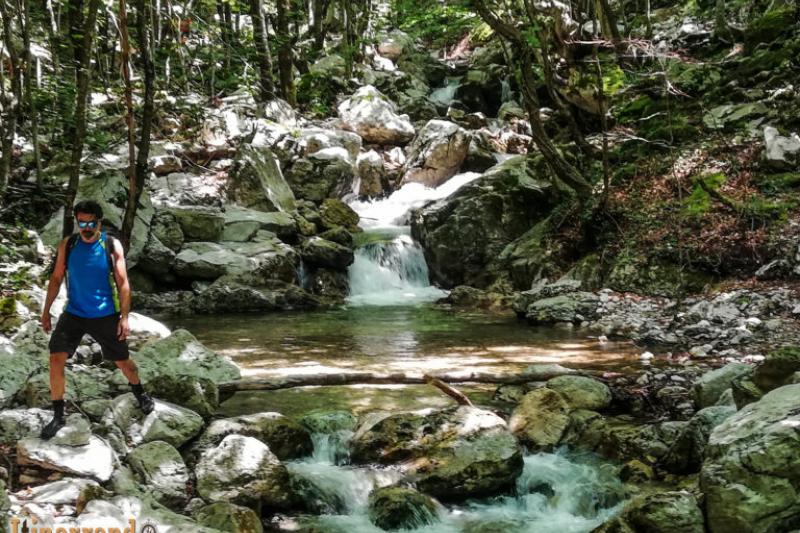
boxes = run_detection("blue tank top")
[65,233,118,318]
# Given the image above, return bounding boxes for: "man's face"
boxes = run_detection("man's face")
[76,212,101,242]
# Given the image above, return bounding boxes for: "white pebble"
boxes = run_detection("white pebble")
[640,351,655,360]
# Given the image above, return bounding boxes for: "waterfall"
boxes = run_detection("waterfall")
[430,77,461,108]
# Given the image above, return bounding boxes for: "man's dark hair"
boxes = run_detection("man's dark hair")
[73,200,103,220]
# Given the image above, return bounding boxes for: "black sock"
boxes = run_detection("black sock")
[130,382,145,398]
[52,399,65,419]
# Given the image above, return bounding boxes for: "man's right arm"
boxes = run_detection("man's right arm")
[41,238,69,333]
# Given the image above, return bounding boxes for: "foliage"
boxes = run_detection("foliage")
[684,173,726,216]
[297,72,343,117]
[393,0,478,47]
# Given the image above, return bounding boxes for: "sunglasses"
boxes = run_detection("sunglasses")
[77,220,99,229]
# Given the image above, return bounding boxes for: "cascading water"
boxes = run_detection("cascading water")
[346,173,482,306]
[287,431,627,532]
[430,76,462,108]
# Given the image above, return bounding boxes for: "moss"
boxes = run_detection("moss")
[683,173,726,216]
[757,172,800,195]
[744,5,799,52]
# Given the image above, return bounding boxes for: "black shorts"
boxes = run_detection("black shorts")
[48,311,130,361]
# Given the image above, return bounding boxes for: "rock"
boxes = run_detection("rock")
[174,240,297,281]
[264,98,296,127]
[319,198,360,231]
[309,54,347,78]
[411,155,560,288]
[129,329,240,385]
[607,254,710,298]
[195,502,264,533]
[195,434,294,509]
[763,126,800,170]
[168,206,225,242]
[753,346,800,392]
[150,210,185,252]
[378,30,413,61]
[703,102,768,131]
[351,406,523,499]
[17,435,117,481]
[0,407,51,445]
[138,234,176,275]
[222,206,297,243]
[509,388,571,450]
[0,344,45,408]
[453,69,503,116]
[190,412,313,462]
[300,237,354,270]
[356,150,387,198]
[367,486,439,530]
[546,375,612,410]
[337,85,415,145]
[730,376,764,409]
[660,405,737,474]
[228,145,296,213]
[693,363,753,408]
[463,134,497,172]
[149,171,226,207]
[595,491,704,533]
[102,393,204,449]
[300,128,362,162]
[146,374,219,418]
[285,153,356,203]
[318,227,354,248]
[192,274,318,314]
[701,384,800,533]
[619,459,654,483]
[150,154,182,175]
[22,364,120,408]
[305,268,349,302]
[400,120,469,187]
[299,410,358,434]
[8,477,104,509]
[126,440,189,509]
[525,292,600,324]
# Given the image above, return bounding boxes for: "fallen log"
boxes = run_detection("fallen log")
[424,374,474,406]
[217,366,592,393]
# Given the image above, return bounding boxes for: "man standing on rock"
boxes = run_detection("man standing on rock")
[39,200,154,439]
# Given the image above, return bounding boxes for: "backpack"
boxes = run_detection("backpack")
[63,231,122,313]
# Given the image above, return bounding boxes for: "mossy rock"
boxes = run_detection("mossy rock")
[606,253,711,297]
[745,5,799,52]
[753,346,800,392]
[367,486,438,531]
[195,502,263,533]
[319,199,360,232]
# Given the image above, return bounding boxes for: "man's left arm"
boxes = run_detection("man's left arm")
[111,238,131,341]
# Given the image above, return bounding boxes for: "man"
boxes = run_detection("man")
[39,200,154,439]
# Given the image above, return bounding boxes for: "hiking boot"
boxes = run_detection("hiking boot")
[40,416,66,440]
[137,392,155,414]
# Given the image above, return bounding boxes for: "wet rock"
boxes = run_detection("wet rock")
[660,405,736,474]
[168,206,225,242]
[192,276,319,314]
[221,206,297,243]
[337,85,415,145]
[319,198,360,232]
[195,434,294,509]
[546,375,612,410]
[356,150,387,198]
[300,237,354,270]
[701,384,800,533]
[228,145,296,213]
[693,362,753,408]
[146,374,219,419]
[190,412,313,462]
[525,292,600,325]
[102,393,204,449]
[351,406,523,499]
[400,120,469,187]
[594,491,704,533]
[195,502,264,533]
[368,486,439,530]
[509,388,570,450]
[127,440,189,509]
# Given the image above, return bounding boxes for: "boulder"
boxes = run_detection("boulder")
[693,363,753,409]
[22,364,121,408]
[300,128,362,161]
[701,384,800,533]
[377,30,413,61]
[149,172,225,208]
[102,393,204,449]
[168,206,225,242]
[191,275,319,314]
[195,502,264,533]
[763,126,800,170]
[337,85,415,145]
[146,374,219,418]
[509,388,571,449]
[411,155,560,288]
[285,153,356,203]
[660,405,736,474]
[546,375,612,410]
[222,206,297,243]
[150,210,185,252]
[300,237,355,270]
[351,406,523,498]
[319,198,360,231]
[228,145,296,213]
[594,491,704,533]
[138,234,177,275]
[190,412,313,462]
[525,292,600,324]
[264,98,297,127]
[195,434,294,509]
[150,154,182,175]
[174,240,298,281]
[17,434,117,482]
[367,486,439,530]
[400,120,469,187]
[0,344,45,408]
[126,440,189,509]
[0,407,52,445]
[128,329,240,384]
[753,346,800,392]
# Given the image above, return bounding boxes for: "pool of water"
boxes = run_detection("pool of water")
[162,305,648,417]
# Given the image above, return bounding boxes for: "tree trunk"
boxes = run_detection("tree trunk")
[276,0,296,105]
[117,0,136,247]
[310,0,330,54]
[121,0,156,249]
[250,0,275,102]
[217,368,591,393]
[19,0,43,187]
[215,0,230,75]
[0,0,22,197]
[61,0,101,236]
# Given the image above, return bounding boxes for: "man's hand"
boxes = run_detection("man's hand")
[41,310,52,333]
[117,315,130,341]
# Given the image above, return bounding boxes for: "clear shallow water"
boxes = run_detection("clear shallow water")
[164,305,643,416]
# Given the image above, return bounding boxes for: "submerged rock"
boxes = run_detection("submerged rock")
[368,486,439,530]
[593,491,704,533]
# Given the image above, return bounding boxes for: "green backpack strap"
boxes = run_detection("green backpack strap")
[100,232,121,313]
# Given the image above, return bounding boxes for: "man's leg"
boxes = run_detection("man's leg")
[43,313,83,439]
[115,359,154,413]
